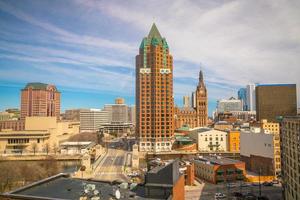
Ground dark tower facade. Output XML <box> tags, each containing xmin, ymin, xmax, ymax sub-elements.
<box><xmin>136</xmin><ymin>23</ymin><xmax>174</xmax><ymax>152</ymax></box>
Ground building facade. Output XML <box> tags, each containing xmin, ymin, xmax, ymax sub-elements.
<box><xmin>240</xmin><ymin>127</ymin><xmax>279</xmax><ymax>176</ymax></box>
<box><xmin>0</xmin><ymin>117</ymin><xmax>79</xmax><ymax>154</ymax></box>
<box><xmin>189</xmin><ymin>128</ymin><xmax>227</xmax><ymax>152</ymax></box>
<box><xmin>217</xmin><ymin>97</ymin><xmax>243</xmax><ymax>113</ymax></box>
<box><xmin>174</xmin><ymin>70</ymin><xmax>208</xmax><ymax>129</ymax></box>
<box><xmin>280</xmin><ymin>116</ymin><xmax>300</xmax><ymax>200</ymax></box>
<box><xmin>21</xmin><ymin>82</ymin><xmax>60</xmax><ymax>120</ymax></box>
<box><xmin>80</xmin><ymin>109</ymin><xmax>109</xmax><ymax>132</ymax></box>
<box><xmin>246</xmin><ymin>84</ymin><xmax>256</xmax><ymax>111</ymax></box>
<box><xmin>238</xmin><ymin>88</ymin><xmax>247</xmax><ymax>111</ymax></box>
<box><xmin>136</xmin><ymin>24</ymin><xmax>174</xmax><ymax>152</ymax></box>
<box><xmin>256</xmin><ymin>84</ymin><xmax>297</xmax><ymax>122</ymax></box>
<box><xmin>227</xmin><ymin>130</ymin><xmax>240</xmax><ymax>152</ymax></box>
<box><xmin>194</xmin><ymin>156</ymin><xmax>245</xmax><ymax>184</ymax></box>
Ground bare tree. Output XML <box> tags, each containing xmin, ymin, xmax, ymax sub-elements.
<box><xmin>43</xmin><ymin>143</ymin><xmax>50</xmax><ymax>155</ymax></box>
<box><xmin>52</xmin><ymin>143</ymin><xmax>59</xmax><ymax>155</ymax></box>
<box><xmin>31</xmin><ymin>143</ymin><xmax>38</xmax><ymax>155</ymax></box>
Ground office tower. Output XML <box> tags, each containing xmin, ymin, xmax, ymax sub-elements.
<box><xmin>191</xmin><ymin>92</ymin><xmax>196</xmax><ymax>108</ymax></box>
<box><xmin>136</xmin><ymin>23</ymin><xmax>174</xmax><ymax>152</ymax></box>
<box><xmin>21</xmin><ymin>82</ymin><xmax>60</xmax><ymax>120</ymax></box>
<box><xmin>183</xmin><ymin>96</ymin><xmax>190</xmax><ymax>108</ymax></box>
<box><xmin>238</xmin><ymin>88</ymin><xmax>247</xmax><ymax>111</ymax></box>
<box><xmin>104</xmin><ymin>98</ymin><xmax>129</xmax><ymax>123</ymax></box>
<box><xmin>128</xmin><ymin>105</ymin><xmax>136</xmax><ymax>124</ymax></box>
<box><xmin>79</xmin><ymin>109</ymin><xmax>109</xmax><ymax>132</ymax></box>
<box><xmin>281</xmin><ymin>116</ymin><xmax>300</xmax><ymax>200</ymax></box>
<box><xmin>256</xmin><ymin>84</ymin><xmax>297</xmax><ymax>122</ymax></box>
<box><xmin>217</xmin><ymin>97</ymin><xmax>243</xmax><ymax>113</ymax></box>
<box><xmin>246</xmin><ymin>84</ymin><xmax>256</xmax><ymax>111</ymax></box>
<box><xmin>174</xmin><ymin>70</ymin><xmax>208</xmax><ymax>129</ymax></box>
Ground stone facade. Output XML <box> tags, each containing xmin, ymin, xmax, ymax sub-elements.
<box><xmin>174</xmin><ymin>70</ymin><xmax>208</xmax><ymax>129</ymax></box>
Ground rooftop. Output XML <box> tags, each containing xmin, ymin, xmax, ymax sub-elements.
<box><xmin>194</xmin><ymin>156</ymin><xmax>243</xmax><ymax>166</ymax></box>
<box><xmin>24</xmin><ymin>82</ymin><xmax>58</xmax><ymax>91</ymax></box>
<box><xmin>1</xmin><ymin>173</ymin><xmax>164</xmax><ymax>200</ymax></box>
<box><xmin>257</xmin><ymin>83</ymin><xmax>296</xmax><ymax>87</ymax></box>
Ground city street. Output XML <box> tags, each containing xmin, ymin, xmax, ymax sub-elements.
<box><xmin>185</xmin><ymin>181</ymin><xmax>283</xmax><ymax>200</ymax></box>
<box><xmin>93</xmin><ymin>141</ymin><xmax>130</xmax><ymax>182</ymax></box>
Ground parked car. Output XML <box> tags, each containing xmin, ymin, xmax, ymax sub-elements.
<box><xmin>272</xmin><ymin>179</ymin><xmax>280</xmax><ymax>184</ymax></box>
<box><xmin>252</xmin><ymin>182</ymin><xmax>260</xmax><ymax>186</ymax></box>
<box><xmin>215</xmin><ymin>193</ymin><xmax>226</xmax><ymax>199</ymax></box>
<box><xmin>232</xmin><ymin>192</ymin><xmax>244</xmax><ymax>197</ymax></box>
<box><xmin>262</xmin><ymin>181</ymin><xmax>273</xmax><ymax>186</ymax></box>
<box><xmin>241</xmin><ymin>182</ymin><xmax>251</xmax><ymax>187</ymax></box>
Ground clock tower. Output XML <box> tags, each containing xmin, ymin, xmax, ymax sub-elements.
<box><xmin>195</xmin><ymin>70</ymin><xmax>208</xmax><ymax>126</ymax></box>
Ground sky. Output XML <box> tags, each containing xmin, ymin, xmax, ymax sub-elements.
<box><xmin>0</xmin><ymin>0</ymin><xmax>300</xmax><ymax>116</ymax></box>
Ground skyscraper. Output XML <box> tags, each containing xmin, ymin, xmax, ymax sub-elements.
<box><xmin>256</xmin><ymin>84</ymin><xmax>297</xmax><ymax>122</ymax></box>
<box><xmin>246</xmin><ymin>84</ymin><xmax>256</xmax><ymax>111</ymax></box>
<box><xmin>281</xmin><ymin>116</ymin><xmax>300</xmax><ymax>200</ymax></box>
<box><xmin>21</xmin><ymin>82</ymin><xmax>60</xmax><ymax>120</ymax></box>
<box><xmin>238</xmin><ymin>88</ymin><xmax>247</xmax><ymax>111</ymax></box>
<box><xmin>136</xmin><ymin>23</ymin><xmax>174</xmax><ymax>152</ymax></box>
<box><xmin>183</xmin><ymin>96</ymin><xmax>190</xmax><ymax>108</ymax></box>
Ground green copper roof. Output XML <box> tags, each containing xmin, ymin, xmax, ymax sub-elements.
<box><xmin>148</xmin><ymin>23</ymin><xmax>162</xmax><ymax>40</ymax></box>
<box><xmin>139</xmin><ymin>23</ymin><xmax>169</xmax><ymax>49</ymax></box>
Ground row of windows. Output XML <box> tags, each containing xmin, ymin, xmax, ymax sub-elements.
<box><xmin>8</xmin><ymin>138</ymin><xmax>30</xmax><ymax>144</ymax></box>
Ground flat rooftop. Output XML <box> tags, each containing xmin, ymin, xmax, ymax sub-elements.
<box><xmin>1</xmin><ymin>174</ymin><xmax>164</xmax><ymax>200</ymax></box>
<box><xmin>194</xmin><ymin>156</ymin><xmax>243</xmax><ymax>166</ymax></box>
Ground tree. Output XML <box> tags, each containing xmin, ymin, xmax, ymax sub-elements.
<box><xmin>43</xmin><ymin>143</ymin><xmax>50</xmax><ymax>155</ymax></box>
<box><xmin>31</xmin><ymin>143</ymin><xmax>38</xmax><ymax>155</ymax></box>
<box><xmin>52</xmin><ymin>143</ymin><xmax>59</xmax><ymax>155</ymax></box>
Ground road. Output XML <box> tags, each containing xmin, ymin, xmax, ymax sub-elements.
<box><xmin>93</xmin><ymin>141</ymin><xmax>130</xmax><ymax>182</ymax></box>
<box><xmin>185</xmin><ymin>182</ymin><xmax>283</xmax><ymax>200</ymax></box>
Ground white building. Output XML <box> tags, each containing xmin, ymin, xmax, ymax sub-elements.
<box><xmin>60</xmin><ymin>141</ymin><xmax>95</xmax><ymax>155</ymax></box>
<box><xmin>217</xmin><ymin>97</ymin><xmax>243</xmax><ymax>113</ymax></box>
<box><xmin>246</xmin><ymin>84</ymin><xmax>256</xmax><ymax>111</ymax></box>
<box><xmin>188</xmin><ymin>128</ymin><xmax>227</xmax><ymax>152</ymax></box>
<box><xmin>80</xmin><ymin>109</ymin><xmax>109</xmax><ymax>132</ymax></box>
<box><xmin>240</xmin><ymin>127</ymin><xmax>278</xmax><ymax>176</ymax></box>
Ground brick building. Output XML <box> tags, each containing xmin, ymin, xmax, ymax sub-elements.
<box><xmin>174</xmin><ymin>70</ymin><xmax>208</xmax><ymax>129</ymax></box>
<box><xmin>21</xmin><ymin>82</ymin><xmax>60</xmax><ymax>120</ymax></box>
<box><xmin>136</xmin><ymin>23</ymin><xmax>174</xmax><ymax>152</ymax></box>
<box><xmin>194</xmin><ymin>156</ymin><xmax>245</xmax><ymax>184</ymax></box>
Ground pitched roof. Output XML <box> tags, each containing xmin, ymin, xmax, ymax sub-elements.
<box><xmin>148</xmin><ymin>23</ymin><xmax>162</xmax><ymax>40</ymax></box>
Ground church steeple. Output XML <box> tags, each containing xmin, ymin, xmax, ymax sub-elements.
<box><xmin>199</xmin><ymin>70</ymin><xmax>205</xmax><ymax>87</ymax></box>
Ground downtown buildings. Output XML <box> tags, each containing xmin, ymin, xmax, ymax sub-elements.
<box><xmin>174</xmin><ymin>70</ymin><xmax>208</xmax><ymax>129</ymax></box>
<box><xmin>136</xmin><ymin>24</ymin><xmax>174</xmax><ymax>152</ymax></box>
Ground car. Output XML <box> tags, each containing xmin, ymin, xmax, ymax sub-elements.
<box><xmin>262</xmin><ymin>181</ymin><xmax>273</xmax><ymax>186</ymax></box>
<box><xmin>252</xmin><ymin>182</ymin><xmax>260</xmax><ymax>186</ymax></box>
<box><xmin>241</xmin><ymin>182</ymin><xmax>251</xmax><ymax>187</ymax></box>
<box><xmin>232</xmin><ymin>192</ymin><xmax>244</xmax><ymax>197</ymax></box>
<box><xmin>272</xmin><ymin>179</ymin><xmax>280</xmax><ymax>184</ymax></box>
<box><xmin>214</xmin><ymin>193</ymin><xmax>226</xmax><ymax>199</ymax></box>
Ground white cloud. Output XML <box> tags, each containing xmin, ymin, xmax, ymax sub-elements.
<box><xmin>78</xmin><ymin>0</ymin><xmax>300</xmax><ymax>104</ymax></box>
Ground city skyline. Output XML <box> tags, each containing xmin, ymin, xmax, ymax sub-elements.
<box><xmin>1</xmin><ymin>0</ymin><xmax>300</xmax><ymax>116</ymax></box>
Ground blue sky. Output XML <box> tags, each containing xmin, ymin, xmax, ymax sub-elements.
<box><xmin>0</xmin><ymin>0</ymin><xmax>299</xmax><ymax>116</ymax></box>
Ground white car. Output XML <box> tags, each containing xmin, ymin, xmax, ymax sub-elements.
<box><xmin>215</xmin><ymin>193</ymin><xmax>226</xmax><ymax>199</ymax></box>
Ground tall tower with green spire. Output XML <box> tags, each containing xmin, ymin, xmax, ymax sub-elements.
<box><xmin>136</xmin><ymin>23</ymin><xmax>174</xmax><ymax>152</ymax></box>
